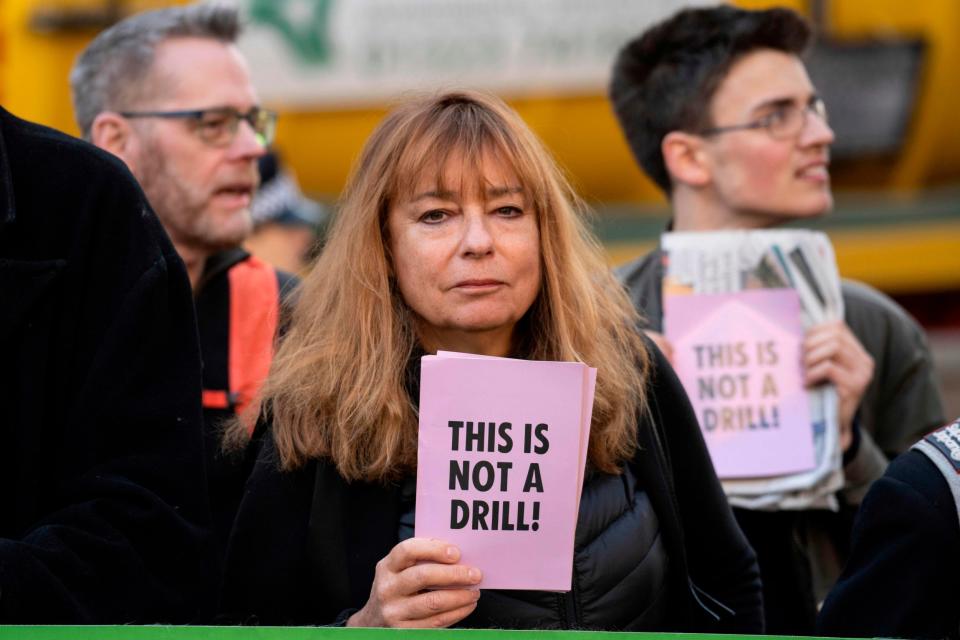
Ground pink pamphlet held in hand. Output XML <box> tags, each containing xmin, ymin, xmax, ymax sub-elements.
<box><xmin>415</xmin><ymin>352</ymin><xmax>596</xmax><ymax>591</ymax></box>
<box><xmin>664</xmin><ymin>289</ymin><xmax>815</xmax><ymax>478</ymax></box>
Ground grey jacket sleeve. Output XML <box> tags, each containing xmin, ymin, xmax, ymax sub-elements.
<box><xmin>841</xmin><ymin>280</ymin><xmax>945</xmax><ymax>502</ymax></box>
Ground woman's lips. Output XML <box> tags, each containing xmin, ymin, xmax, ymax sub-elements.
<box><xmin>454</xmin><ymin>279</ymin><xmax>505</xmax><ymax>291</ymax></box>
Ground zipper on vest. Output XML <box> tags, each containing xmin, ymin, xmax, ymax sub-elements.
<box><xmin>555</xmin><ymin>570</ymin><xmax>583</xmax><ymax>629</ymax></box>
<box><xmin>556</xmin><ymin>591</ymin><xmax>571</xmax><ymax>628</ymax></box>
<box><xmin>570</xmin><ymin>569</ymin><xmax>583</xmax><ymax>627</ymax></box>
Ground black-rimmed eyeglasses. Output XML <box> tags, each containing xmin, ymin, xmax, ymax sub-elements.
<box><xmin>699</xmin><ymin>96</ymin><xmax>829</xmax><ymax>140</ymax></box>
<box><xmin>118</xmin><ymin>106</ymin><xmax>278</xmax><ymax>147</ymax></box>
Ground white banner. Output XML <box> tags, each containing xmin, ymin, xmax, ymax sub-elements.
<box><xmin>235</xmin><ymin>0</ymin><xmax>707</xmax><ymax>107</ymax></box>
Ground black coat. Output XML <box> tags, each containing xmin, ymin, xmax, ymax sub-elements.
<box><xmin>817</xmin><ymin>448</ymin><xmax>960</xmax><ymax>639</ymax></box>
<box><xmin>220</xmin><ymin>345</ymin><xmax>763</xmax><ymax>632</ymax></box>
<box><xmin>0</xmin><ymin>107</ymin><xmax>217</xmax><ymax>622</ymax></box>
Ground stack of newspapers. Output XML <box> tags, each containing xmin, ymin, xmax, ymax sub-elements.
<box><xmin>661</xmin><ymin>229</ymin><xmax>844</xmax><ymax>511</ymax></box>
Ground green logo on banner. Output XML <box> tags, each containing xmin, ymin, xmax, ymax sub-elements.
<box><xmin>248</xmin><ymin>0</ymin><xmax>335</xmax><ymax>65</ymax></box>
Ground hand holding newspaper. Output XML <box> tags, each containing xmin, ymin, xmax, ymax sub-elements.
<box><xmin>661</xmin><ymin>229</ymin><xmax>844</xmax><ymax>511</ymax></box>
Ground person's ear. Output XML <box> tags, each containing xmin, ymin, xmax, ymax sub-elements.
<box><xmin>90</xmin><ymin>112</ymin><xmax>140</xmax><ymax>173</ymax></box>
<box><xmin>661</xmin><ymin>131</ymin><xmax>711</xmax><ymax>188</ymax></box>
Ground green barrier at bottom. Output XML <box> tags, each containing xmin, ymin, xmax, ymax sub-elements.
<box><xmin>0</xmin><ymin>628</ymin><xmax>846</xmax><ymax>640</ymax></box>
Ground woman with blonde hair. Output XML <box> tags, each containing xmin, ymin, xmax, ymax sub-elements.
<box><xmin>220</xmin><ymin>91</ymin><xmax>761</xmax><ymax>631</ymax></box>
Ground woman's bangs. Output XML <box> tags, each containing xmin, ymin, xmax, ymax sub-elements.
<box><xmin>388</xmin><ymin>107</ymin><xmax>535</xmax><ymax>206</ymax></box>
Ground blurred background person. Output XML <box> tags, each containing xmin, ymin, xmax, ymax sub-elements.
<box><xmin>245</xmin><ymin>151</ymin><xmax>326</xmax><ymax>275</ymax></box>
<box><xmin>219</xmin><ymin>91</ymin><xmax>762</xmax><ymax>631</ymax></box>
<box><xmin>608</xmin><ymin>5</ymin><xmax>943</xmax><ymax>634</ymax></box>
<box><xmin>69</xmin><ymin>2</ymin><xmax>296</xmax><ymax>560</ymax></box>
<box><xmin>0</xmin><ymin>106</ymin><xmax>215</xmax><ymax>622</ymax></box>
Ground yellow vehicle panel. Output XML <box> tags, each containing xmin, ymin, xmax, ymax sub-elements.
<box><xmin>1</xmin><ymin>0</ymin><xmax>958</xmax><ymax>294</ymax></box>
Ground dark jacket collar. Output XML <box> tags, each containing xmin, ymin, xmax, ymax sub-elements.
<box><xmin>195</xmin><ymin>246</ymin><xmax>251</xmax><ymax>294</ymax></box>
<box><xmin>305</xmin><ymin>352</ymin><xmax>423</xmax><ymax>613</ymax></box>
<box><xmin>308</xmin><ymin>462</ymin><xmax>400</xmax><ymax>614</ymax></box>
<box><xmin>0</xmin><ymin>108</ymin><xmax>18</xmax><ymax>233</ymax></box>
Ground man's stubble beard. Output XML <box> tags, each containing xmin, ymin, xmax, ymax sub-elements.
<box><xmin>134</xmin><ymin>142</ymin><xmax>253</xmax><ymax>255</ymax></box>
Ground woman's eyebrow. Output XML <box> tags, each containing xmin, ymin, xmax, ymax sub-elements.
<box><xmin>411</xmin><ymin>190</ymin><xmax>456</xmax><ymax>202</ymax></box>
<box><xmin>486</xmin><ymin>185</ymin><xmax>525</xmax><ymax>198</ymax></box>
<box><xmin>410</xmin><ymin>186</ymin><xmax>524</xmax><ymax>201</ymax></box>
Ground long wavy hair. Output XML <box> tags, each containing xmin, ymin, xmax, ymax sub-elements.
<box><xmin>251</xmin><ymin>91</ymin><xmax>651</xmax><ymax>482</ymax></box>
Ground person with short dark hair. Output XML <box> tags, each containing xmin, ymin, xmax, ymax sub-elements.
<box><xmin>0</xmin><ymin>106</ymin><xmax>215</xmax><ymax>622</ymax></box>
<box><xmin>611</xmin><ymin>6</ymin><xmax>813</xmax><ymax>198</ymax></box>
<box><xmin>71</xmin><ymin>2</ymin><xmax>297</xmax><ymax>558</ymax></box>
<box><xmin>609</xmin><ymin>5</ymin><xmax>943</xmax><ymax>633</ymax></box>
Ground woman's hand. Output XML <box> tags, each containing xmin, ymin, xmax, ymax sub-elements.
<box><xmin>347</xmin><ymin>538</ymin><xmax>482</xmax><ymax>628</ymax></box>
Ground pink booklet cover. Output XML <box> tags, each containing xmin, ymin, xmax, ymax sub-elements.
<box><xmin>664</xmin><ymin>289</ymin><xmax>816</xmax><ymax>478</ymax></box>
<box><xmin>415</xmin><ymin>352</ymin><xmax>596</xmax><ymax>591</ymax></box>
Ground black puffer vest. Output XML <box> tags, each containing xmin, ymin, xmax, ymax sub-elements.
<box><xmin>460</xmin><ymin>463</ymin><xmax>669</xmax><ymax>630</ymax></box>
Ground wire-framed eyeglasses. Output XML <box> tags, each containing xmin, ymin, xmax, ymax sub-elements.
<box><xmin>118</xmin><ymin>106</ymin><xmax>278</xmax><ymax>147</ymax></box>
<box><xmin>699</xmin><ymin>96</ymin><xmax>828</xmax><ymax>140</ymax></box>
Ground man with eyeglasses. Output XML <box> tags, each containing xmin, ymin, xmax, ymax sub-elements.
<box><xmin>609</xmin><ymin>5</ymin><xmax>943</xmax><ymax>635</ymax></box>
<box><xmin>70</xmin><ymin>2</ymin><xmax>297</xmax><ymax>560</ymax></box>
